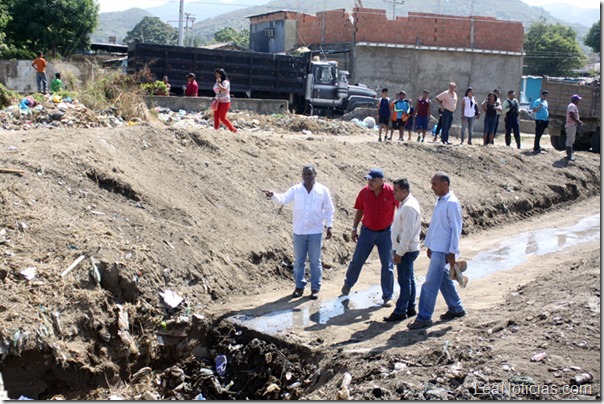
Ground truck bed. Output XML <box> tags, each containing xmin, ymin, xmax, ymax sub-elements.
<box><xmin>541</xmin><ymin>76</ymin><xmax>600</xmax><ymax>119</ymax></box>
<box><xmin>127</xmin><ymin>43</ymin><xmax>308</xmax><ymax>97</ymax></box>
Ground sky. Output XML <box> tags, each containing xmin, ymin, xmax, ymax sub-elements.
<box><xmin>97</xmin><ymin>0</ymin><xmax>241</xmax><ymax>13</ymax></box>
<box><xmin>96</xmin><ymin>0</ymin><xmax>602</xmax><ymax>13</ymax></box>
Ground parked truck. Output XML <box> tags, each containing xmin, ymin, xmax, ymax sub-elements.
<box><xmin>127</xmin><ymin>42</ymin><xmax>377</xmax><ymax>116</ymax></box>
<box><xmin>542</xmin><ymin>76</ymin><xmax>600</xmax><ymax>153</ymax></box>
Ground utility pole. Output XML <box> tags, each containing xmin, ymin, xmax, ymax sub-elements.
<box><xmin>189</xmin><ymin>16</ymin><xmax>195</xmax><ymax>47</ymax></box>
<box><xmin>177</xmin><ymin>0</ymin><xmax>184</xmax><ymax>46</ymax></box>
<box><xmin>185</xmin><ymin>13</ymin><xmax>194</xmax><ymax>46</ymax></box>
<box><xmin>383</xmin><ymin>0</ymin><xmax>404</xmax><ymax>19</ymax></box>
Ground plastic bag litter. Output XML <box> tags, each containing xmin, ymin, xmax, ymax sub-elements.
<box><xmin>215</xmin><ymin>355</ymin><xmax>227</xmax><ymax>376</ymax></box>
<box><xmin>363</xmin><ymin>116</ymin><xmax>376</xmax><ymax>129</ymax></box>
<box><xmin>159</xmin><ymin>289</ymin><xmax>183</xmax><ymax>308</ymax></box>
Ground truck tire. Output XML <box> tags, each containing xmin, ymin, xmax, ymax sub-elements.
<box><xmin>574</xmin><ymin>131</ymin><xmax>592</xmax><ymax>151</ymax></box>
<box><xmin>550</xmin><ymin>132</ymin><xmax>566</xmax><ymax>151</ymax></box>
<box><xmin>590</xmin><ymin>128</ymin><xmax>600</xmax><ymax>153</ymax></box>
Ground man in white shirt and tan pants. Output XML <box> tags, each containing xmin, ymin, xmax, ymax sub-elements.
<box><xmin>262</xmin><ymin>165</ymin><xmax>335</xmax><ymax>299</ymax></box>
<box><xmin>409</xmin><ymin>172</ymin><xmax>465</xmax><ymax>329</ymax></box>
<box><xmin>384</xmin><ymin>178</ymin><xmax>422</xmax><ymax>322</ymax></box>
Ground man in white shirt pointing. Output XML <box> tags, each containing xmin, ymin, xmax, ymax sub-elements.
<box><xmin>262</xmin><ymin>165</ymin><xmax>335</xmax><ymax>299</ymax></box>
<box><xmin>384</xmin><ymin>178</ymin><xmax>422</xmax><ymax>322</ymax></box>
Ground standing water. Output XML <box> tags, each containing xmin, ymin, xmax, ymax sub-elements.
<box><xmin>229</xmin><ymin>214</ymin><xmax>600</xmax><ymax>334</ymax></box>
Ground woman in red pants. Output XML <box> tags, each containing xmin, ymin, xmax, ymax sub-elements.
<box><xmin>213</xmin><ymin>68</ymin><xmax>237</xmax><ymax>133</ymax></box>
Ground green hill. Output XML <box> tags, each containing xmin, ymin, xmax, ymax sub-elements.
<box><xmin>92</xmin><ymin>8</ymin><xmax>154</xmax><ymax>44</ymax></box>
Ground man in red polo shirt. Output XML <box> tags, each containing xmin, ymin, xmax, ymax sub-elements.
<box><xmin>341</xmin><ymin>168</ymin><xmax>399</xmax><ymax>306</ymax></box>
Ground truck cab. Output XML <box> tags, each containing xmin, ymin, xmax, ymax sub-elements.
<box><xmin>305</xmin><ymin>60</ymin><xmax>377</xmax><ymax>116</ymax></box>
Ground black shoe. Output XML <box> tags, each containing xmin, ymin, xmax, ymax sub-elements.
<box><xmin>341</xmin><ymin>284</ymin><xmax>351</xmax><ymax>296</ymax></box>
<box><xmin>383</xmin><ymin>312</ymin><xmax>407</xmax><ymax>322</ymax></box>
<box><xmin>292</xmin><ymin>288</ymin><xmax>303</xmax><ymax>298</ymax></box>
<box><xmin>406</xmin><ymin>308</ymin><xmax>417</xmax><ymax>317</ymax></box>
<box><xmin>309</xmin><ymin>290</ymin><xmax>319</xmax><ymax>300</ymax></box>
<box><xmin>440</xmin><ymin>310</ymin><xmax>466</xmax><ymax>320</ymax></box>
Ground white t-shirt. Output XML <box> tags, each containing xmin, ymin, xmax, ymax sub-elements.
<box><xmin>462</xmin><ymin>96</ymin><xmax>476</xmax><ymax>118</ymax></box>
<box><xmin>213</xmin><ymin>80</ymin><xmax>231</xmax><ymax>103</ymax></box>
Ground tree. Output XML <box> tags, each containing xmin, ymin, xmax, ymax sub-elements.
<box><xmin>123</xmin><ymin>17</ymin><xmax>178</xmax><ymax>46</ymax></box>
<box><xmin>0</xmin><ymin>1</ymin><xmax>10</xmax><ymax>55</ymax></box>
<box><xmin>584</xmin><ymin>20</ymin><xmax>600</xmax><ymax>54</ymax></box>
<box><xmin>214</xmin><ymin>27</ymin><xmax>249</xmax><ymax>48</ymax></box>
<box><xmin>523</xmin><ymin>22</ymin><xmax>587</xmax><ymax>76</ymax></box>
<box><xmin>5</xmin><ymin>0</ymin><xmax>98</xmax><ymax>57</ymax></box>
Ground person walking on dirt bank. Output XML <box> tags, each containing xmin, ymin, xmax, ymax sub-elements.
<box><xmin>341</xmin><ymin>168</ymin><xmax>399</xmax><ymax>307</ymax></box>
<box><xmin>383</xmin><ymin>178</ymin><xmax>422</xmax><ymax>322</ymax></box>
<box><xmin>213</xmin><ymin>68</ymin><xmax>237</xmax><ymax>133</ymax></box>
<box><xmin>409</xmin><ymin>172</ymin><xmax>465</xmax><ymax>329</ymax></box>
<box><xmin>564</xmin><ymin>94</ymin><xmax>583</xmax><ymax>161</ymax></box>
<box><xmin>262</xmin><ymin>165</ymin><xmax>334</xmax><ymax>299</ymax></box>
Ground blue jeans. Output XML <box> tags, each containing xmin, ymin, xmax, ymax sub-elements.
<box><xmin>417</xmin><ymin>251</ymin><xmax>464</xmax><ymax>321</ymax></box>
<box><xmin>343</xmin><ymin>225</ymin><xmax>394</xmax><ymax>300</ymax></box>
<box><xmin>36</xmin><ymin>72</ymin><xmax>48</xmax><ymax>93</ymax></box>
<box><xmin>460</xmin><ymin>116</ymin><xmax>475</xmax><ymax>144</ymax></box>
<box><xmin>393</xmin><ymin>250</ymin><xmax>419</xmax><ymax>315</ymax></box>
<box><xmin>441</xmin><ymin>110</ymin><xmax>453</xmax><ymax>143</ymax></box>
<box><xmin>293</xmin><ymin>233</ymin><xmax>323</xmax><ymax>291</ymax></box>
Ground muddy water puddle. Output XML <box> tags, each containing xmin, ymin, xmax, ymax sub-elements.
<box><xmin>230</xmin><ymin>214</ymin><xmax>600</xmax><ymax>335</ymax></box>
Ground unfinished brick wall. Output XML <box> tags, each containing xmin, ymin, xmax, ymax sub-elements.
<box><xmin>290</xmin><ymin>8</ymin><xmax>523</xmax><ymax>53</ymax></box>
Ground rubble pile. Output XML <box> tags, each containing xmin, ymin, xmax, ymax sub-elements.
<box><xmin>0</xmin><ymin>94</ymin><xmax>138</xmax><ymax>131</ymax></box>
<box><xmin>1</xmin><ymin>95</ymin><xmax>376</xmax><ymax>135</ymax></box>
<box><xmin>153</xmin><ymin>107</ymin><xmax>374</xmax><ymax>136</ymax></box>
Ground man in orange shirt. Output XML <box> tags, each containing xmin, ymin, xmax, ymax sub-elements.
<box><xmin>32</xmin><ymin>51</ymin><xmax>48</xmax><ymax>94</ymax></box>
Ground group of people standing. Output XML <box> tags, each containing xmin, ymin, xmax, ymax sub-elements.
<box><xmin>264</xmin><ymin>167</ymin><xmax>465</xmax><ymax>330</ymax></box>
<box><xmin>377</xmin><ymin>82</ymin><xmax>529</xmax><ymax>150</ymax></box>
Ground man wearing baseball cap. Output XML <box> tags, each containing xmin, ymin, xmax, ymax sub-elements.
<box><xmin>565</xmin><ymin>94</ymin><xmax>583</xmax><ymax>161</ymax></box>
<box><xmin>341</xmin><ymin>168</ymin><xmax>399</xmax><ymax>307</ymax></box>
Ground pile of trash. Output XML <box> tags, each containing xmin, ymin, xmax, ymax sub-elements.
<box><xmin>0</xmin><ymin>94</ymin><xmax>135</xmax><ymax>131</ymax></box>
<box><xmin>153</xmin><ymin>107</ymin><xmax>374</xmax><ymax>136</ymax></box>
<box><xmin>0</xmin><ymin>94</ymin><xmax>376</xmax><ymax>136</ymax></box>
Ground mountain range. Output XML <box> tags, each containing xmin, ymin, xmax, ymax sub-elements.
<box><xmin>91</xmin><ymin>0</ymin><xmax>599</xmax><ymax>45</ymax></box>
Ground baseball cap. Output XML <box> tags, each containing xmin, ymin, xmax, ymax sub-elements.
<box><xmin>571</xmin><ymin>94</ymin><xmax>582</xmax><ymax>100</ymax></box>
<box><xmin>364</xmin><ymin>168</ymin><xmax>384</xmax><ymax>180</ymax></box>
<box><xmin>186</xmin><ymin>73</ymin><xmax>195</xmax><ymax>78</ymax></box>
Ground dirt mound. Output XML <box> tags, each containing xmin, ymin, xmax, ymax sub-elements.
<box><xmin>0</xmin><ymin>122</ymin><xmax>599</xmax><ymax>399</ymax></box>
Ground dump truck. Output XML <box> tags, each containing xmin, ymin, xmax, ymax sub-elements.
<box><xmin>542</xmin><ymin>76</ymin><xmax>601</xmax><ymax>153</ymax></box>
<box><xmin>127</xmin><ymin>43</ymin><xmax>377</xmax><ymax>116</ymax></box>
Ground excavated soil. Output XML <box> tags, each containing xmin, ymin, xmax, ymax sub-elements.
<box><xmin>0</xmin><ymin>118</ymin><xmax>600</xmax><ymax>400</ymax></box>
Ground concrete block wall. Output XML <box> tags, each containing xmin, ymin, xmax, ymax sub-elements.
<box><xmin>352</xmin><ymin>45</ymin><xmax>524</xmax><ymax>134</ymax></box>
<box><xmin>292</xmin><ymin>8</ymin><xmax>523</xmax><ymax>52</ymax></box>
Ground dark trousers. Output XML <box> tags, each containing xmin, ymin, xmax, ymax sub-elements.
<box><xmin>434</xmin><ymin>115</ymin><xmax>443</xmax><ymax>136</ymax></box>
<box><xmin>534</xmin><ymin>119</ymin><xmax>549</xmax><ymax>151</ymax></box>
<box><xmin>441</xmin><ymin>110</ymin><xmax>453</xmax><ymax>143</ymax></box>
<box><xmin>493</xmin><ymin>114</ymin><xmax>500</xmax><ymax>137</ymax></box>
<box><xmin>505</xmin><ymin>116</ymin><xmax>521</xmax><ymax>148</ymax></box>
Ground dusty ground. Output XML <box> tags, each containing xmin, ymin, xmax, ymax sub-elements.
<box><xmin>0</xmin><ymin>115</ymin><xmax>600</xmax><ymax>400</ymax></box>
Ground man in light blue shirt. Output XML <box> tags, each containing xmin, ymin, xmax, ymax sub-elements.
<box><xmin>532</xmin><ymin>90</ymin><xmax>549</xmax><ymax>153</ymax></box>
<box><xmin>262</xmin><ymin>165</ymin><xmax>334</xmax><ymax>299</ymax></box>
<box><xmin>409</xmin><ymin>172</ymin><xmax>464</xmax><ymax>329</ymax></box>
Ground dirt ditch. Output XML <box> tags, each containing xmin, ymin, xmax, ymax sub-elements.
<box><xmin>0</xmin><ymin>123</ymin><xmax>600</xmax><ymax>399</ymax></box>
